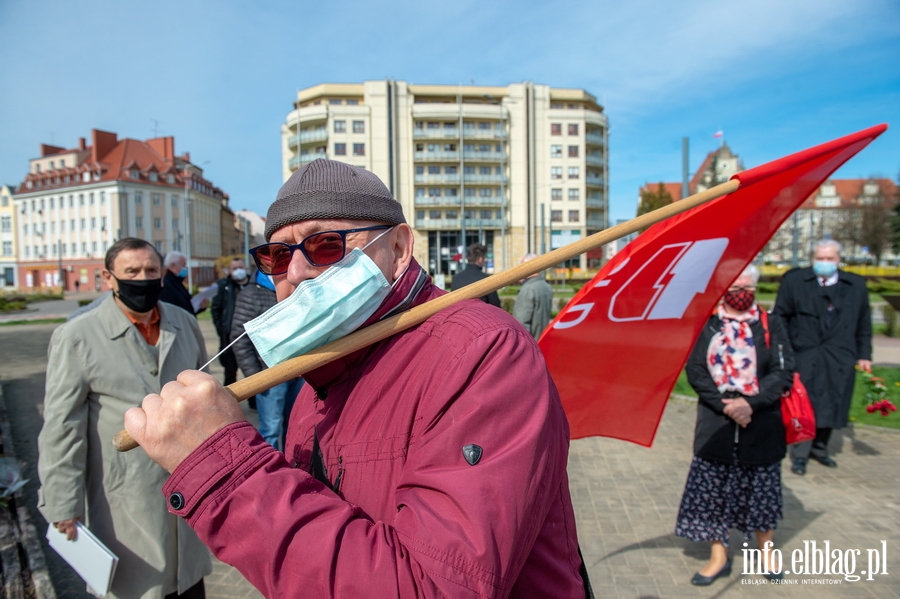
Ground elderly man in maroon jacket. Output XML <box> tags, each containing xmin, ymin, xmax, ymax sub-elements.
<box><xmin>125</xmin><ymin>159</ymin><xmax>588</xmax><ymax>598</ymax></box>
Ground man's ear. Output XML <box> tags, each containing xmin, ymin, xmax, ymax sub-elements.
<box><xmin>100</xmin><ymin>269</ymin><xmax>116</xmax><ymax>292</ymax></box>
<box><xmin>390</xmin><ymin>224</ymin><xmax>414</xmax><ymax>282</ymax></box>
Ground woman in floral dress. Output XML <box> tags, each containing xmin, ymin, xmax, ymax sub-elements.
<box><xmin>676</xmin><ymin>265</ymin><xmax>794</xmax><ymax>585</ymax></box>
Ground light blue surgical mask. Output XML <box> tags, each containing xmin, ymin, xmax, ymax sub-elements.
<box><xmin>813</xmin><ymin>261</ymin><xmax>838</xmax><ymax>278</ymax></box>
<box><xmin>245</xmin><ymin>247</ymin><xmax>392</xmax><ymax>367</ymax></box>
<box><xmin>178</xmin><ymin>267</ymin><xmax>188</xmax><ymax>278</ymax></box>
<box><xmin>199</xmin><ymin>228</ymin><xmax>398</xmax><ymax>372</ymax></box>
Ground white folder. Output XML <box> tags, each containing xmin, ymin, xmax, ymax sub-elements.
<box><xmin>46</xmin><ymin>522</ymin><xmax>119</xmax><ymax>596</ymax></box>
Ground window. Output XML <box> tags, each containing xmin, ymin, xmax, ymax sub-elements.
<box><xmin>445</xmin><ymin>166</ymin><xmax>457</xmax><ymax>174</ymax></box>
<box><xmin>479</xmin><ymin>188</ymin><xmax>492</xmax><ymax>197</ymax></box>
<box><xmin>353</xmin><ymin>143</ymin><xmax>365</xmax><ymax>156</ymax></box>
<box><xmin>464</xmin><ymin>166</ymin><xmax>475</xmax><ymax>174</ymax></box>
<box><xmin>568</xmin><ymin>123</ymin><xmax>579</xmax><ymax>136</ymax></box>
<box><xmin>171</xmin><ymin>195</ymin><xmax>178</xmax><ymax>207</ymax></box>
<box><xmin>91</xmin><ymin>218</ymin><xmax>96</xmax><ymax>228</ymax></box>
<box><xmin>172</xmin><ymin>218</ymin><xmax>179</xmax><ymax>230</ymax></box>
<box><xmin>465</xmin><ymin>188</ymin><xmax>475</xmax><ymax>197</ymax></box>
<box><xmin>80</xmin><ymin>218</ymin><xmax>86</xmax><ymax>229</ymax></box>
<box><xmin>443</xmin><ymin>188</ymin><xmax>456</xmax><ymax>197</ymax></box>
<box><xmin>155</xmin><ymin>241</ymin><xmax>163</xmax><ymax>252</ymax></box>
<box><xmin>135</xmin><ymin>192</ymin><xmax>142</xmax><ymax>204</ymax></box>
<box><xmin>478</xmin><ymin>144</ymin><xmax>490</xmax><ymax>152</ymax></box>
<box><xmin>149</xmin><ymin>172</ymin><xmax>158</xmax><ymax>182</ymax></box>
<box><xmin>551</xmin><ymin>145</ymin><xmax>562</xmax><ymax>158</ymax></box>
<box><xmin>131</xmin><ymin>169</ymin><xmax>140</xmax><ymax>179</ymax></box>
<box><xmin>443</xmin><ymin>144</ymin><xmax>456</xmax><ymax>151</ymax></box>
<box><xmin>329</xmin><ymin>99</ymin><xmax>342</xmax><ymax>105</ymax></box>
<box><xmin>81</xmin><ymin>243</ymin><xmax>87</xmax><ymax>255</ymax></box>
<box><xmin>551</xmin><ymin>210</ymin><xmax>563</xmax><ymax>222</ymax></box>
<box><xmin>415</xmin><ymin>165</ymin><xmax>424</xmax><ymax>175</ymax></box>
<box><xmin>568</xmin><ymin>210</ymin><xmax>580</xmax><ymax>222</ymax></box>
<box><xmin>69</xmin><ymin>195</ymin><xmax>74</xmax><ymax>207</ymax></box>
<box><xmin>568</xmin><ymin>167</ymin><xmax>580</xmax><ymax>179</ymax></box>
<box><xmin>0</xmin><ymin>216</ymin><xmax>9</xmax><ymax>232</ymax></box>
<box><xmin>415</xmin><ymin>188</ymin><xmax>425</xmax><ymax>197</ymax></box>
<box><xmin>153</xmin><ymin>194</ymin><xmax>161</xmax><ymax>205</ymax></box>
<box><xmin>429</xmin><ymin>210</ymin><xmax>441</xmax><ymax>219</ymax></box>
<box><xmin>2</xmin><ymin>242</ymin><xmax>11</xmax><ymax>256</ymax></box>
<box><xmin>334</xmin><ymin>120</ymin><xmax>346</xmax><ymax>133</ymax></box>
<box><xmin>551</xmin><ymin>123</ymin><xmax>562</xmax><ymax>136</ymax></box>
<box><xmin>136</xmin><ymin>216</ymin><xmax>143</xmax><ymax>229</ymax></box>
<box><xmin>445</xmin><ymin>210</ymin><xmax>458</xmax><ymax>219</ymax></box>
<box><xmin>101</xmin><ymin>217</ymin><xmax>107</xmax><ymax>230</ymax></box>
<box><xmin>428</xmin><ymin>166</ymin><xmax>441</xmax><ymax>175</ymax></box>
<box><xmin>568</xmin><ymin>189</ymin><xmax>580</xmax><ymax>201</ymax></box>
<box><xmin>25</xmin><ymin>247</ymin><xmax>29</xmax><ymax>257</ymax></box>
<box><xmin>428</xmin><ymin>188</ymin><xmax>441</xmax><ymax>197</ymax></box>
<box><xmin>427</xmin><ymin>122</ymin><xmax>439</xmax><ymax>129</ymax></box>
<box><xmin>480</xmin><ymin>210</ymin><xmax>492</xmax><ymax>219</ymax></box>
<box><xmin>334</xmin><ymin>143</ymin><xmax>347</xmax><ymax>156</ymax></box>
<box><xmin>551</xmin><ymin>167</ymin><xmax>562</xmax><ymax>180</ymax></box>
<box><xmin>70</xmin><ymin>243</ymin><xmax>76</xmax><ymax>255</ymax></box>
<box><xmin>154</xmin><ymin>217</ymin><xmax>162</xmax><ymax>230</ymax></box>
<box><xmin>479</xmin><ymin>166</ymin><xmax>491</xmax><ymax>175</ymax></box>
<box><xmin>352</xmin><ymin>121</ymin><xmax>365</xmax><ymax>134</ymax></box>
<box><xmin>416</xmin><ymin>210</ymin><xmax>425</xmax><ymax>220</ymax></box>
<box><xmin>551</xmin><ymin>189</ymin><xmax>563</xmax><ymax>201</ymax></box>
<box><xmin>23</xmin><ymin>224</ymin><xmax>28</xmax><ymax>236</ymax></box>
<box><xmin>51</xmin><ymin>222</ymin><xmax>56</xmax><ymax>234</ymax></box>
<box><xmin>70</xmin><ymin>219</ymin><xmax>75</xmax><ymax>231</ymax></box>
<box><xmin>568</xmin><ymin>145</ymin><xmax>579</xmax><ymax>158</ymax></box>
<box><xmin>50</xmin><ymin>197</ymin><xmax>55</xmax><ymax>209</ymax></box>
<box><xmin>346</xmin><ymin>99</ymin><xmax>359</xmax><ymax>105</ymax></box>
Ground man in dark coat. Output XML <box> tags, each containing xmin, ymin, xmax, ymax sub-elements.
<box><xmin>159</xmin><ymin>251</ymin><xmax>207</xmax><ymax>315</ymax></box>
<box><xmin>449</xmin><ymin>243</ymin><xmax>501</xmax><ymax>307</ymax></box>
<box><xmin>210</xmin><ymin>257</ymin><xmax>251</xmax><ymax>386</ymax></box>
<box><xmin>774</xmin><ymin>239</ymin><xmax>872</xmax><ymax>475</ymax></box>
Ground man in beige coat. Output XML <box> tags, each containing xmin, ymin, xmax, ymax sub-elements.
<box><xmin>38</xmin><ymin>238</ymin><xmax>212</xmax><ymax>599</ymax></box>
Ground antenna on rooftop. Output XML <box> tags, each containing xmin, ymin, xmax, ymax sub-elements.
<box><xmin>152</xmin><ymin>119</ymin><xmax>160</xmax><ymax>137</ymax></box>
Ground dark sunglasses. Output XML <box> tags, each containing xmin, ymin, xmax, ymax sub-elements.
<box><xmin>250</xmin><ymin>225</ymin><xmax>391</xmax><ymax>274</ymax></box>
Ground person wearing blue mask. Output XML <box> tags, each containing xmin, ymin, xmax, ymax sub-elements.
<box><xmin>159</xmin><ymin>251</ymin><xmax>208</xmax><ymax>315</ymax></box>
<box><xmin>773</xmin><ymin>239</ymin><xmax>872</xmax><ymax>475</ymax></box>
<box><xmin>124</xmin><ymin>159</ymin><xmax>590</xmax><ymax>598</ymax></box>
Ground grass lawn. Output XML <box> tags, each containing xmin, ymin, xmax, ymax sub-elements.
<box><xmin>0</xmin><ymin>318</ymin><xmax>67</xmax><ymax>326</ymax></box>
<box><xmin>670</xmin><ymin>367</ymin><xmax>900</xmax><ymax>430</ymax></box>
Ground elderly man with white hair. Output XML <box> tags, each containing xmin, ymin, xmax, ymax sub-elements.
<box><xmin>159</xmin><ymin>251</ymin><xmax>208</xmax><ymax>315</ymax></box>
<box><xmin>773</xmin><ymin>239</ymin><xmax>872</xmax><ymax>475</ymax></box>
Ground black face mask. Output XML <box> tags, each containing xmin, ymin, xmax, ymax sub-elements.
<box><xmin>113</xmin><ymin>277</ymin><xmax>163</xmax><ymax>313</ymax></box>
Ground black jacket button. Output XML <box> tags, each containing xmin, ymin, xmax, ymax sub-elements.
<box><xmin>169</xmin><ymin>492</ymin><xmax>185</xmax><ymax>510</ymax></box>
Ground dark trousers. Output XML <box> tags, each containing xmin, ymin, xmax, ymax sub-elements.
<box><xmin>790</xmin><ymin>427</ymin><xmax>833</xmax><ymax>460</ymax></box>
<box><xmin>165</xmin><ymin>579</ymin><xmax>204</xmax><ymax>599</ymax></box>
<box><xmin>219</xmin><ymin>346</ymin><xmax>239</xmax><ymax>386</ymax></box>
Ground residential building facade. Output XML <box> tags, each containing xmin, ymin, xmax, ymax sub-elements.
<box><xmin>14</xmin><ymin>130</ymin><xmax>233</xmax><ymax>290</ymax></box>
<box><xmin>0</xmin><ymin>185</ymin><xmax>18</xmax><ymax>288</ymax></box>
<box><xmin>282</xmin><ymin>81</ymin><xmax>609</xmax><ymax>274</ymax></box>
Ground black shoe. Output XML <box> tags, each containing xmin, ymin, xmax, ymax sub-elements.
<box><xmin>764</xmin><ymin>571</ymin><xmax>784</xmax><ymax>581</ymax></box>
<box><xmin>691</xmin><ymin>560</ymin><xmax>731</xmax><ymax>586</ymax></box>
<box><xmin>811</xmin><ymin>454</ymin><xmax>837</xmax><ymax>468</ymax></box>
<box><xmin>791</xmin><ymin>458</ymin><xmax>807</xmax><ymax>475</ymax></box>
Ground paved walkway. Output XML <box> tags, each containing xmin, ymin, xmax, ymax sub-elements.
<box><xmin>0</xmin><ymin>306</ymin><xmax>898</xmax><ymax>597</ymax></box>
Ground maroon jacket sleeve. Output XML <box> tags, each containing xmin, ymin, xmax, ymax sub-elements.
<box><xmin>162</xmin><ymin>324</ymin><xmax>577</xmax><ymax>597</ymax></box>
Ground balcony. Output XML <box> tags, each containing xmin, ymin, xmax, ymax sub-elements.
<box><xmin>586</xmin><ymin>132</ymin><xmax>605</xmax><ymax>147</ymax></box>
<box><xmin>413</xmin><ymin>129</ymin><xmax>461</xmax><ymax>140</ymax></box>
<box><xmin>414</xmin><ymin>218</ymin><xmax>506</xmax><ymax>230</ymax></box>
<box><xmin>414</xmin><ymin>174</ymin><xmax>461</xmax><ymax>185</ymax></box>
<box><xmin>586</xmin><ymin>218</ymin><xmax>606</xmax><ymax>229</ymax></box>
<box><xmin>414</xmin><ymin>151</ymin><xmax>460</xmax><ymax>162</ymax></box>
<box><xmin>464</xmin><ymin>174</ymin><xmax>507</xmax><ymax>185</ymax></box>
<box><xmin>586</xmin><ymin>197</ymin><xmax>605</xmax><ymax>209</ymax></box>
<box><xmin>463</xmin><ymin>151</ymin><xmax>505</xmax><ymax>162</ymax></box>
<box><xmin>290</xmin><ymin>153</ymin><xmax>327</xmax><ymax>169</ymax></box>
<box><xmin>586</xmin><ymin>154</ymin><xmax>605</xmax><ymax>168</ymax></box>
<box><xmin>412</xmin><ymin>128</ymin><xmax>507</xmax><ymax>141</ymax></box>
<box><xmin>464</xmin><ymin>196</ymin><xmax>504</xmax><ymax>207</ymax></box>
<box><xmin>585</xmin><ymin>175</ymin><xmax>605</xmax><ymax>188</ymax></box>
<box><xmin>415</xmin><ymin>196</ymin><xmax>461</xmax><ymax>206</ymax></box>
<box><xmin>287</xmin><ymin>129</ymin><xmax>328</xmax><ymax>149</ymax></box>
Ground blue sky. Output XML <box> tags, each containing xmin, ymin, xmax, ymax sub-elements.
<box><xmin>1</xmin><ymin>0</ymin><xmax>897</xmax><ymax>225</ymax></box>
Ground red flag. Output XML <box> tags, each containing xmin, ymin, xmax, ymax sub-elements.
<box><xmin>539</xmin><ymin>124</ymin><xmax>888</xmax><ymax>446</ymax></box>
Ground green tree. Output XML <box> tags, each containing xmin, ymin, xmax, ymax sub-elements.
<box><xmin>891</xmin><ymin>170</ymin><xmax>900</xmax><ymax>255</ymax></box>
<box><xmin>637</xmin><ymin>183</ymin><xmax>674</xmax><ymax>216</ymax></box>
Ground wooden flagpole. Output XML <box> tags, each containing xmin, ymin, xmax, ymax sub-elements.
<box><xmin>114</xmin><ymin>178</ymin><xmax>739</xmax><ymax>451</ymax></box>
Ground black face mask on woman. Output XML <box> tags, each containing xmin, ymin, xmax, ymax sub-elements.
<box><xmin>113</xmin><ymin>277</ymin><xmax>163</xmax><ymax>313</ymax></box>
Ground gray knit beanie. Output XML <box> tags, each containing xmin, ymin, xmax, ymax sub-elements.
<box><xmin>265</xmin><ymin>159</ymin><xmax>406</xmax><ymax>240</ymax></box>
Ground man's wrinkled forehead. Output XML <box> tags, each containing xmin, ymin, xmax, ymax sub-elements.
<box><xmin>269</xmin><ymin>218</ymin><xmax>384</xmax><ymax>243</ymax></box>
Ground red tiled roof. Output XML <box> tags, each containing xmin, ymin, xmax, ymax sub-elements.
<box><xmin>798</xmin><ymin>178</ymin><xmax>897</xmax><ymax>209</ymax></box>
<box><xmin>639</xmin><ymin>182</ymin><xmax>683</xmax><ymax>203</ymax></box>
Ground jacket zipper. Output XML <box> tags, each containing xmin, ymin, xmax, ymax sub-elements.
<box><xmin>778</xmin><ymin>344</ymin><xmax>785</xmax><ymax>370</ymax></box>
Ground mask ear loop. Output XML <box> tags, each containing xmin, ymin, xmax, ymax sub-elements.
<box><xmin>360</xmin><ymin>226</ymin><xmax>409</xmax><ymax>289</ymax></box>
<box><xmin>199</xmin><ymin>331</ymin><xmax>247</xmax><ymax>373</ymax></box>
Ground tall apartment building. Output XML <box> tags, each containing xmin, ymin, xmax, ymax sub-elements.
<box><xmin>14</xmin><ymin>129</ymin><xmax>238</xmax><ymax>290</ymax></box>
<box><xmin>282</xmin><ymin>81</ymin><xmax>609</xmax><ymax>274</ymax></box>
<box><xmin>0</xmin><ymin>185</ymin><xmax>18</xmax><ymax>288</ymax></box>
